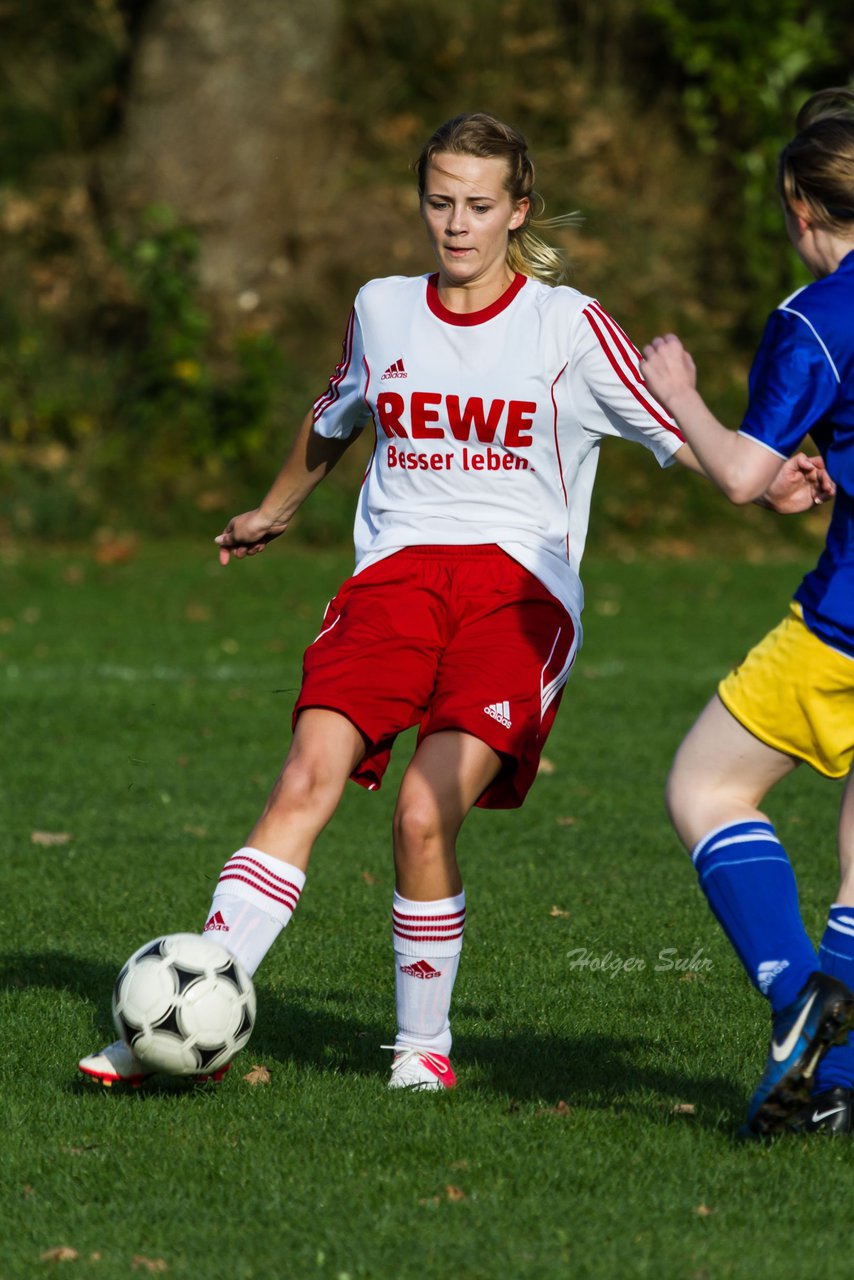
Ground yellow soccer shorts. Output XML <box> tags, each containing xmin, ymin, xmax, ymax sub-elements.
<box><xmin>718</xmin><ymin>602</ymin><xmax>854</xmax><ymax>779</ymax></box>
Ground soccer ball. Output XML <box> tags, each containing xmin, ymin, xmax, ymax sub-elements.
<box><xmin>112</xmin><ymin>933</ymin><xmax>256</xmax><ymax>1076</ymax></box>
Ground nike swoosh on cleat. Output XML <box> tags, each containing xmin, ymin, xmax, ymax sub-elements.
<box><xmin>771</xmin><ymin>991</ymin><xmax>819</xmax><ymax>1063</ymax></box>
<box><xmin>812</xmin><ymin>1106</ymin><xmax>847</xmax><ymax>1123</ymax></box>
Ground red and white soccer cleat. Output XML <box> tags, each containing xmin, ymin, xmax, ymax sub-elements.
<box><xmin>78</xmin><ymin>1040</ymin><xmax>232</xmax><ymax>1087</ymax></box>
<box><xmin>383</xmin><ymin>1045</ymin><xmax>457</xmax><ymax>1091</ymax></box>
<box><xmin>78</xmin><ymin>1040</ymin><xmax>152</xmax><ymax>1087</ymax></box>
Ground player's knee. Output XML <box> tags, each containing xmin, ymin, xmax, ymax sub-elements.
<box><xmin>393</xmin><ymin>794</ymin><xmax>443</xmax><ymax>862</ymax></box>
<box><xmin>267</xmin><ymin>755</ymin><xmax>336</xmax><ymax>817</ymax></box>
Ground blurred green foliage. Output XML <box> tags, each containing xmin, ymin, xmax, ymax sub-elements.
<box><xmin>0</xmin><ymin>0</ymin><xmax>851</xmax><ymax>543</ymax></box>
<box><xmin>0</xmin><ymin>0</ymin><xmax>130</xmax><ymax>180</ymax></box>
<box><xmin>644</xmin><ymin>0</ymin><xmax>846</xmax><ymax>327</ymax></box>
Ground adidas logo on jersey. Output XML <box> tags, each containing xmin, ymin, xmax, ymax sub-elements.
<box><xmin>203</xmin><ymin>910</ymin><xmax>229</xmax><ymax>933</ymax></box>
<box><xmin>484</xmin><ymin>700</ymin><xmax>512</xmax><ymax>728</ymax></box>
<box><xmin>399</xmin><ymin>959</ymin><xmax>442</xmax><ymax>980</ymax></box>
<box><xmin>381</xmin><ymin>357</ymin><xmax>407</xmax><ymax>380</ymax></box>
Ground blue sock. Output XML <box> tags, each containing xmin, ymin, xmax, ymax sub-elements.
<box><xmin>815</xmin><ymin>906</ymin><xmax>854</xmax><ymax>1091</ymax></box>
<box><xmin>692</xmin><ymin>820</ymin><xmax>818</xmax><ymax>1012</ymax></box>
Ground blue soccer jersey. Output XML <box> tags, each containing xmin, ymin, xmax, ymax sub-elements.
<box><xmin>739</xmin><ymin>250</ymin><xmax>854</xmax><ymax>658</ymax></box>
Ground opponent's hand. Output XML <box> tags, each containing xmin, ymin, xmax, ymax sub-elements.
<box><xmin>761</xmin><ymin>451</ymin><xmax>836</xmax><ymax>514</ymax></box>
<box><xmin>640</xmin><ymin>334</ymin><xmax>697</xmax><ymax>408</ymax></box>
<box><xmin>214</xmin><ymin>509</ymin><xmax>288</xmax><ymax>565</ymax></box>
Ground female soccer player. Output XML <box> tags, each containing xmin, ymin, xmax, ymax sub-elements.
<box><xmin>80</xmin><ymin>112</ymin><xmax>827</xmax><ymax>1092</ymax></box>
<box><xmin>641</xmin><ymin>88</ymin><xmax>854</xmax><ymax>1136</ymax></box>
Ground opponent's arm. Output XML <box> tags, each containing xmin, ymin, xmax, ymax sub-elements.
<box><xmin>215</xmin><ymin>410</ymin><xmax>358</xmax><ymax>564</ymax></box>
<box><xmin>643</xmin><ymin>334</ymin><xmax>834</xmax><ymax>512</ymax></box>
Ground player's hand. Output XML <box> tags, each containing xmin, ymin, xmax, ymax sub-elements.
<box><xmin>639</xmin><ymin>334</ymin><xmax>697</xmax><ymax>408</ymax></box>
<box><xmin>761</xmin><ymin>452</ymin><xmax>836</xmax><ymax>515</ymax></box>
<box><xmin>214</xmin><ymin>509</ymin><xmax>288</xmax><ymax>565</ymax></box>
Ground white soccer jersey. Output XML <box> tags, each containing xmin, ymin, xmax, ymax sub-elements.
<box><xmin>312</xmin><ymin>272</ymin><xmax>684</xmax><ymax>627</ymax></box>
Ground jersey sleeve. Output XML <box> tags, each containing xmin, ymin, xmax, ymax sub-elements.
<box><xmin>573</xmin><ymin>301</ymin><xmax>685</xmax><ymax>465</ymax></box>
<box><xmin>739</xmin><ymin>309</ymin><xmax>840</xmax><ymax>457</ymax></box>
<box><xmin>311</xmin><ymin>302</ymin><xmax>373</xmax><ymax>439</ymax></box>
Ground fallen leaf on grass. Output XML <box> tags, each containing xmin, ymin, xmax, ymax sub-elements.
<box><xmin>93</xmin><ymin>532</ymin><xmax>139</xmax><ymax>566</ymax></box>
<box><xmin>40</xmin><ymin>1246</ymin><xmax>79</xmax><ymax>1262</ymax></box>
<box><xmin>537</xmin><ymin>757</ymin><xmax>556</xmax><ymax>775</ymax></box>
<box><xmin>445</xmin><ymin>1185</ymin><xmax>467</xmax><ymax>1202</ymax></box>
<box><xmin>549</xmin><ymin>905</ymin><xmax>570</xmax><ymax>918</ymax></box>
<box><xmin>184</xmin><ymin>602</ymin><xmax>212</xmax><ymax>623</ymax></box>
<box><xmin>243</xmin><ymin>1064</ymin><xmax>271</xmax><ymax>1085</ymax></box>
<box><xmin>536</xmin><ymin>1100</ymin><xmax>572</xmax><ymax>1117</ymax></box>
<box><xmin>694</xmin><ymin>1204</ymin><xmax>714</xmax><ymax>1217</ymax></box>
<box><xmin>132</xmin><ymin>1257</ymin><xmax>168</xmax><ymax>1273</ymax></box>
<box><xmin>671</xmin><ymin>1103</ymin><xmax>696</xmax><ymax>1116</ymax></box>
<box><xmin>361</xmin><ymin>870</ymin><xmax>377</xmax><ymax>885</ymax></box>
<box><xmin>31</xmin><ymin>831</ymin><xmax>72</xmax><ymax>846</ymax></box>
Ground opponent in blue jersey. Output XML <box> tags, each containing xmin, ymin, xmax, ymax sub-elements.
<box><xmin>642</xmin><ymin>87</ymin><xmax>854</xmax><ymax>1137</ymax></box>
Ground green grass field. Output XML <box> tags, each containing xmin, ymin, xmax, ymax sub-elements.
<box><xmin>1</xmin><ymin>538</ymin><xmax>850</xmax><ymax>1280</ymax></box>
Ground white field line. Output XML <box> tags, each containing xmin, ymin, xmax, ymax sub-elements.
<box><xmin>1</xmin><ymin>662</ymin><xmax>286</xmax><ymax>683</ymax></box>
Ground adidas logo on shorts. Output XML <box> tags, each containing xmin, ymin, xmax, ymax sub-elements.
<box><xmin>484</xmin><ymin>700</ymin><xmax>512</xmax><ymax>728</ymax></box>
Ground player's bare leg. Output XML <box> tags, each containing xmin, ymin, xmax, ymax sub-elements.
<box><xmin>835</xmin><ymin>770</ymin><xmax>854</xmax><ymax>906</ymax></box>
<box><xmin>385</xmin><ymin>730</ymin><xmax>501</xmax><ymax>1089</ymax></box>
<box><xmin>201</xmin><ymin>707</ymin><xmax>366</xmax><ymax>974</ymax></box>
<box><xmin>665</xmin><ymin>694</ymin><xmax>797</xmax><ymax>849</ymax></box>
<box><xmin>246</xmin><ymin>708</ymin><xmax>367</xmax><ymax>871</ymax></box>
<box><xmin>393</xmin><ymin>729</ymin><xmax>500</xmax><ymax>899</ymax></box>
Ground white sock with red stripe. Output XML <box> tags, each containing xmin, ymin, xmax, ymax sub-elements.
<box><xmin>202</xmin><ymin>846</ymin><xmax>305</xmax><ymax>977</ymax></box>
<box><xmin>392</xmin><ymin>889</ymin><xmax>466</xmax><ymax>1057</ymax></box>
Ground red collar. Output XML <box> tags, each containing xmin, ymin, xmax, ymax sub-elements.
<box><xmin>425</xmin><ymin>272</ymin><xmax>527</xmax><ymax>326</ymax></box>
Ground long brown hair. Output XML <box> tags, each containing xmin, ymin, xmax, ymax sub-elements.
<box><xmin>778</xmin><ymin>87</ymin><xmax>854</xmax><ymax>236</ymax></box>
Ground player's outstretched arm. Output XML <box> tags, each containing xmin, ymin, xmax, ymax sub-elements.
<box><xmin>215</xmin><ymin>410</ymin><xmax>357</xmax><ymax>564</ymax></box>
<box><xmin>641</xmin><ymin>334</ymin><xmax>834</xmax><ymax>511</ymax></box>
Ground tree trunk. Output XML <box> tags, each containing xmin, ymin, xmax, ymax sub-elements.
<box><xmin>99</xmin><ymin>0</ymin><xmax>341</xmax><ymax>316</ymax></box>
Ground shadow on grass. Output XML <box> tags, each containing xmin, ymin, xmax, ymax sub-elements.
<box><xmin>3</xmin><ymin>952</ymin><xmax>744</xmax><ymax>1127</ymax></box>
<box><xmin>454</xmin><ymin>1027</ymin><xmax>746</xmax><ymax>1127</ymax></box>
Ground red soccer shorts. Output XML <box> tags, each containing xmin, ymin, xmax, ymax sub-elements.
<box><xmin>293</xmin><ymin>545</ymin><xmax>578</xmax><ymax>808</ymax></box>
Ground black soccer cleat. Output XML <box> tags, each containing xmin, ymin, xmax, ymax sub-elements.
<box><xmin>746</xmin><ymin>972</ymin><xmax>854</xmax><ymax>1137</ymax></box>
<box><xmin>785</xmin><ymin>1086</ymin><xmax>853</xmax><ymax>1135</ymax></box>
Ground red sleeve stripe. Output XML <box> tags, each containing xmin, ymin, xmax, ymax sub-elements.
<box><xmin>312</xmin><ymin>308</ymin><xmax>356</xmax><ymax>422</ymax></box>
<box><xmin>583</xmin><ymin>304</ymin><xmax>684</xmax><ymax>440</ymax></box>
<box><xmin>550</xmin><ymin>361</ymin><xmax>570</xmax><ymax>559</ymax></box>
<box><xmin>588</xmin><ymin>300</ymin><xmax>642</xmax><ymax>369</ymax></box>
